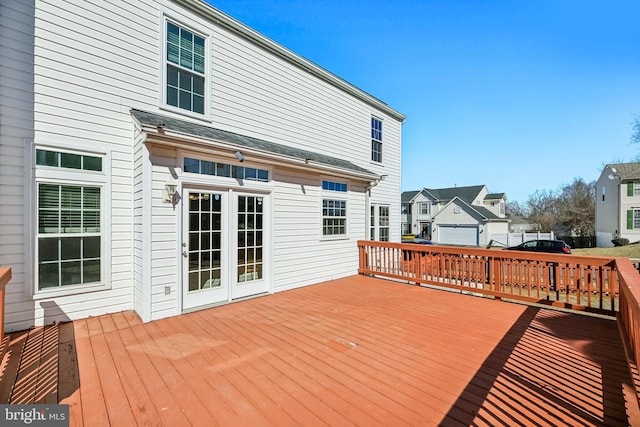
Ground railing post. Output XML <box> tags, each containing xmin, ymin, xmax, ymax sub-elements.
<box><xmin>0</xmin><ymin>268</ymin><xmax>12</xmax><ymax>344</ymax></box>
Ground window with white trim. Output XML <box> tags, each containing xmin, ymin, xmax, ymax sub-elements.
<box><xmin>371</xmin><ymin>117</ymin><xmax>382</xmax><ymax>163</ymax></box>
<box><xmin>322</xmin><ymin>180</ymin><xmax>347</xmax><ymax>237</ymax></box>
<box><xmin>370</xmin><ymin>204</ymin><xmax>390</xmax><ymax>241</ymax></box>
<box><xmin>35</xmin><ymin>149</ymin><xmax>105</xmax><ymax>291</ymax></box>
<box><xmin>419</xmin><ymin>202</ymin><xmax>430</xmax><ymax>215</ymax></box>
<box><xmin>378</xmin><ymin>206</ymin><xmax>389</xmax><ymax>241</ymax></box>
<box><xmin>165</xmin><ymin>20</ymin><xmax>206</xmax><ymax>114</ymax></box>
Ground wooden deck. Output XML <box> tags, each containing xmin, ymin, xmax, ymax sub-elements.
<box><xmin>0</xmin><ymin>275</ymin><xmax>638</xmax><ymax>426</ymax></box>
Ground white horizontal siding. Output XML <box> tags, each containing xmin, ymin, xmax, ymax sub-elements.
<box><xmin>271</xmin><ymin>168</ymin><xmax>365</xmax><ymax>292</ymax></box>
<box><xmin>2</xmin><ymin>0</ymin><xmax>402</xmax><ymax>329</ymax></box>
<box><xmin>0</xmin><ymin>0</ymin><xmax>34</xmax><ymax>331</ymax></box>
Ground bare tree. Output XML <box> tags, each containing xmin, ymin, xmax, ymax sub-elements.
<box><xmin>526</xmin><ymin>189</ymin><xmax>558</xmax><ymax>232</ymax></box>
<box><xmin>506</xmin><ymin>200</ymin><xmax>527</xmax><ymax>217</ymax></box>
<box><xmin>632</xmin><ymin>114</ymin><xmax>640</xmax><ymax>145</ymax></box>
<box><xmin>556</xmin><ymin>178</ymin><xmax>595</xmax><ymax>237</ymax></box>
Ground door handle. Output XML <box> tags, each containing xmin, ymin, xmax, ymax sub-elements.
<box><xmin>182</xmin><ymin>251</ymin><xmax>188</xmax><ymax>258</ymax></box>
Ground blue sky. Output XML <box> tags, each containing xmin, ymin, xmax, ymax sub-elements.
<box><xmin>208</xmin><ymin>0</ymin><xmax>640</xmax><ymax>203</ymax></box>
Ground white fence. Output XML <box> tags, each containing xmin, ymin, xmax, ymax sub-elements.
<box><xmin>487</xmin><ymin>231</ymin><xmax>555</xmax><ymax>248</ymax></box>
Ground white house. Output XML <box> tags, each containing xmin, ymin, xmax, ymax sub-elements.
<box><xmin>401</xmin><ymin>185</ymin><xmax>510</xmax><ymax>246</ymax></box>
<box><xmin>596</xmin><ymin>162</ymin><xmax>640</xmax><ymax>247</ymax></box>
<box><xmin>0</xmin><ymin>0</ymin><xmax>405</xmax><ymax>331</ymax></box>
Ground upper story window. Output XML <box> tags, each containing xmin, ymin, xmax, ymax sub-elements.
<box><xmin>371</xmin><ymin>117</ymin><xmax>383</xmax><ymax>163</ymax></box>
<box><xmin>401</xmin><ymin>204</ymin><xmax>409</xmax><ymax>215</ymax></box>
<box><xmin>166</xmin><ymin>21</ymin><xmax>206</xmax><ymax>114</ymax></box>
<box><xmin>418</xmin><ymin>202</ymin><xmax>430</xmax><ymax>215</ymax></box>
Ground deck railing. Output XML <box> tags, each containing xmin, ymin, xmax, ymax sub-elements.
<box><xmin>615</xmin><ymin>257</ymin><xmax>640</xmax><ymax>400</ymax></box>
<box><xmin>0</xmin><ymin>267</ymin><xmax>12</xmax><ymax>344</ymax></box>
<box><xmin>358</xmin><ymin>240</ymin><xmax>640</xmax><ymax>407</ymax></box>
<box><xmin>358</xmin><ymin>241</ymin><xmax>619</xmax><ymax>315</ymax></box>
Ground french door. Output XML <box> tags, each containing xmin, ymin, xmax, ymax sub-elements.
<box><xmin>182</xmin><ymin>188</ymin><xmax>268</xmax><ymax>311</ymax></box>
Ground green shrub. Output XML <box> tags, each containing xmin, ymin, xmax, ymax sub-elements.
<box><xmin>612</xmin><ymin>237</ymin><xmax>630</xmax><ymax>247</ymax></box>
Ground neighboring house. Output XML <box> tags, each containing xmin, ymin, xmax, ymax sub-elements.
<box><xmin>0</xmin><ymin>0</ymin><xmax>405</xmax><ymax>331</ymax></box>
<box><xmin>596</xmin><ymin>162</ymin><xmax>640</xmax><ymax>247</ymax></box>
<box><xmin>401</xmin><ymin>185</ymin><xmax>510</xmax><ymax>246</ymax></box>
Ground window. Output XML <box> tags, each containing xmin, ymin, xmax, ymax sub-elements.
<box><xmin>370</xmin><ymin>204</ymin><xmax>389</xmax><ymax>241</ymax></box>
<box><xmin>322</xmin><ymin>180</ymin><xmax>347</xmax><ymax>192</ymax></box>
<box><xmin>36</xmin><ymin>149</ymin><xmax>102</xmax><ymax>171</ymax></box>
<box><xmin>370</xmin><ymin>206</ymin><xmax>375</xmax><ymax>240</ymax></box>
<box><xmin>401</xmin><ymin>204</ymin><xmax>409</xmax><ymax>215</ymax></box>
<box><xmin>322</xmin><ymin>179</ymin><xmax>348</xmax><ymax>237</ymax></box>
<box><xmin>184</xmin><ymin>157</ymin><xmax>269</xmax><ymax>182</ymax></box>
<box><xmin>499</xmin><ymin>202</ymin><xmax>505</xmax><ymax>215</ymax></box>
<box><xmin>371</xmin><ymin>117</ymin><xmax>382</xmax><ymax>163</ymax></box>
<box><xmin>323</xmin><ymin>200</ymin><xmax>346</xmax><ymax>236</ymax></box>
<box><xmin>166</xmin><ymin>21</ymin><xmax>206</xmax><ymax>114</ymax></box>
<box><xmin>38</xmin><ymin>185</ymin><xmax>101</xmax><ymax>288</ymax></box>
<box><xmin>628</xmin><ymin>209</ymin><xmax>640</xmax><ymax>229</ymax></box>
<box><xmin>401</xmin><ymin>223</ymin><xmax>411</xmax><ymax>234</ymax></box>
<box><xmin>35</xmin><ymin>149</ymin><xmax>105</xmax><ymax>291</ymax></box>
<box><xmin>419</xmin><ymin>202</ymin><xmax>430</xmax><ymax>215</ymax></box>
<box><xmin>378</xmin><ymin>206</ymin><xmax>389</xmax><ymax>242</ymax></box>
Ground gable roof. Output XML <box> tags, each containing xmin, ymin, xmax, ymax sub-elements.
<box><xmin>132</xmin><ymin>109</ymin><xmax>378</xmax><ymax>179</ymax></box>
<box><xmin>426</xmin><ymin>185</ymin><xmax>485</xmax><ymax>204</ymax></box>
<box><xmin>401</xmin><ymin>190</ymin><xmax>421</xmax><ymax>203</ymax></box>
<box><xmin>431</xmin><ymin>196</ymin><xmax>505</xmax><ymax>222</ymax></box>
<box><xmin>605</xmin><ymin>162</ymin><xmax>640</xmax><ymax>180</ymax></box>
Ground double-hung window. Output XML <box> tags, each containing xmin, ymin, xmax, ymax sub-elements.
<box><xmin>322</xmin><ymin>180</ymin><xmax>347</xmax><ymax>237</ymax></box>
<box><xmin>371</xmin><ymin>117</ymin><xmax>383</xmax><ymax>163</ymax></box>
<box><xmin>370</xmin><ymin>205</ymin><xmax>390</xmax><ymax>241</ymax></box>
<box><xmin>165</xmin><ymin>20</ymin><xmax>206</xmax><ymax>114</ymax></box>
<box><xmin>419</xmin><ymin>202</ymin><xmax>430</xmax><ymax>215</ymax></box>
<box><xmin>35</xmin><ymin>148</ymin><xmax>106</xmax><ymax>292</ymax></box>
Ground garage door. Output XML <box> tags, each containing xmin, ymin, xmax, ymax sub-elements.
<box><xmin>438</xmin><ymin>225</ymin><xmax>478</xmax><ymax>246</ymax></box>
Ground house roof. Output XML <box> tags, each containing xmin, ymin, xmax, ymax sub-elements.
<box><xmin>401</xmin><ymin>190</ymin><xmax>422</xmax><ymax>203</ymax></box>
<box><xmin>131</xmin><ymin>109</ymin><xmax>378</xmax><ymax>179</ymax></box>
<box><xmin>427</xmin><ymin>185</ymin><xmax>486</xmax><ymax>204</ymax></box>
<box><xmin>175</xmin><ymin>0</ymin><xmax>405</xmax><ymax>122</ymax></box>
<box><xmin>606</xmin><ymin>162</ymin><xmax>640</xmax><ymax>180</ymax></box>
<box><xmin>485</xmin><ymin>193</ymin><xmax>506</xmax><ymax>201</ymax></box>
<box><xmin>431</xmin><ymin>196</ymin><xmax>505</xmax><ymax>222</ymax></box>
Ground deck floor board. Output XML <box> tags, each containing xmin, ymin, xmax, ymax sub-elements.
<box><xmin>0</xmin><ymin>275</ymin><xmax>637</xmax><ymax>426</ymax></box>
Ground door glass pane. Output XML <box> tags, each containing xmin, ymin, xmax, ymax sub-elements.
<box><xmin>237</xmin><ymin>195</ymin><xmax>263</xmax><ymax>283</ymax></box>
<box><xmin>187</xmin><ymin>192</ymin><xmax>222</xmax><ymax>292</ymax></box>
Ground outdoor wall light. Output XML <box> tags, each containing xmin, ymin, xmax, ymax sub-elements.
<box><xmin>235</xmin><ymin>151</ymin><xmax>244</xmax><ymax>162</ymax></box>
<box><xmin>163</xmin><ymin>178</ymin><xmax>178</xmax><ymax>203</ymax></box>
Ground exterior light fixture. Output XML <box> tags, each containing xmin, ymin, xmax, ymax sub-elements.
<box><xmin>235</xmin><ymin>151</ymin><xmax>244</xmax><ymax>162</ymax></box>
<box><xmin>163</xmin><ymin>178</ymin><xmax>178</xmax><ymax>203</ymax></box>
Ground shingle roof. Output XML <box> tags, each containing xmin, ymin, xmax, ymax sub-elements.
<box><xmin>131</xmin><ymin>109</ymin><xmax>376</xmax><ymax>178</ymax></box>
<box><xmin>606</xmin><ymin>162</ymin><xmax>640</xmax><ymax>180</ymax></box>
<box><xmin>401</xmin><ymin>190</ymin><xmax>422</xmax><ymax>203</ymax></box>
<box><xmin>485</xmin><ymin>193</ymin><xmax>505</xmax><ymax>200</ymax></box>
<box><xmin>427</xmin><ymin>185</ymin><xmax>485</xmax><ymax>204</ymax></box>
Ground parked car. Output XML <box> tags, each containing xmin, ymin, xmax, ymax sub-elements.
<box><xmin>505</xmin><ymin>239</ymin><xmax>571</xmax><ymax>254</ymax></box>
<box><xmin>401</xmin><ymin>234</ymin><xmax>433</xmax><ymax>245</ymax></box>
